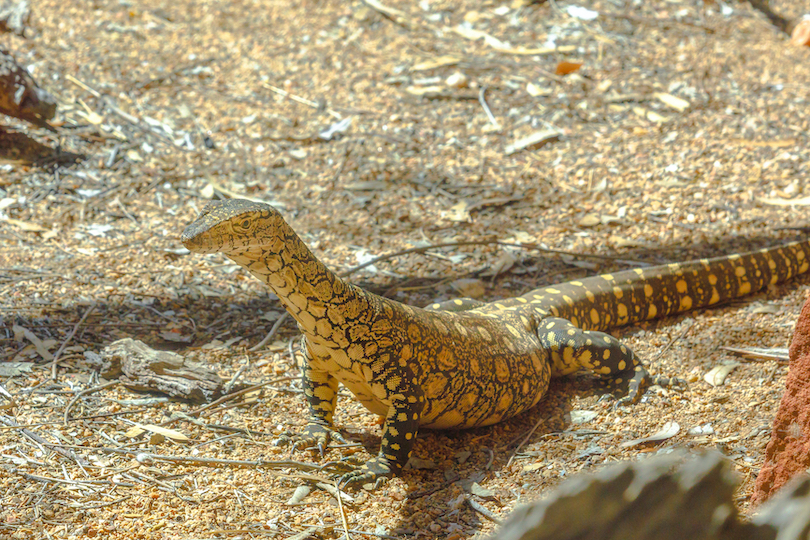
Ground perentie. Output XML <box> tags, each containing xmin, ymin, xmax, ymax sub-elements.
<box><xmin>181</xmin><ymin>199</ymin><xmax>810</xmax><ymax>487</ymax></box>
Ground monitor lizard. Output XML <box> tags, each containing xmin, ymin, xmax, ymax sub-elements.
<box><xmin>181</xmin><ymin>199</ymin><xmax>810</xmax><ymax>487</ymax></box>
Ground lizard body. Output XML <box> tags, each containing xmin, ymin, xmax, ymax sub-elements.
<box><xmin>181</xmin><ymin>199</ymin><xmax>810</xmax><ymax>486</ymax></box>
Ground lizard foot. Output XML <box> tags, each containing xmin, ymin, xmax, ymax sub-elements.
<box><xmin>337</xmin><ymin>456</ymin><xmax>398</xmax><ymax>490</ymax></box>
<box><xmin>278</xmin><ymin>423</ymin><xmax>346</xmax><ymax>457</ymax></box>
<box><xmin>613</xmin><ymin>365</ymin><xmax>687</xmax><ymax>408</ymax></box>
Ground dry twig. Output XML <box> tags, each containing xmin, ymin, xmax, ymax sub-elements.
<box><xmin>50</xmin><ymin>302</ymin><xmax>97</xmax><ymax>379</ymax></box>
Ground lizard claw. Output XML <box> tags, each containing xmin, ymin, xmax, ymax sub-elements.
<box><xmin>336</xmin><ymin>456</ymin><xmax>397</xmax><ymax>490</ymax></box>
<box><xmin>279</xmin><ymin>423</ymin><xmax>343</xmax><ymax>456</ymax></box>
<box><xmin>612</xmin><ymin>368</ymin><xmax>688</xmax><ymax>409</ymax></box>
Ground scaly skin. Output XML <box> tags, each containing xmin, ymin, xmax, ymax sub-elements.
<box><xmin>181</xmin><ymin>199</ymin><xmax>810</xmax><ymax>487</ymax></box>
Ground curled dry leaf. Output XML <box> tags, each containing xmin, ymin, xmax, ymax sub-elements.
<box><xmin>286</xmin><ymin>485</ymin><xmax>312</xmax><ymax>505</ymax></box>
<box><xmin>445</xmin><ymin>71</ymin><xmax>469</xmax><ymax>88</ymax></box>
<box><xmin>633</xmin><ymin>106</ymin><xmax>669</xmax><ymax>123</ymax></box>
<box><xmin>704</xmin><ymin>362</ymin><xmax>740</xmax><ymax>387</ymax></box>
<box><xmin>527</xmin><ymin>82</ymin><xmax>552</xmax><ymax>97</ymax></box>
<box><xmin>443</xmin><ymin>200</ymin><xmax>471</xmax><ymax>222</ymax></box>
<box><xmin>570</xmin><ymin>410</ymin><xmax>598</xmax><ymax>425</ymax></box>
<box><xmin>480</xmin><ymin>250</ymin><xmax>517</xmax><ymax>277</ymax></box>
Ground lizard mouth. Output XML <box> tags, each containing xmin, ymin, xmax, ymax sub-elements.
<box><xmin>179</xmin><ymin>231</ymin><xmax>209</xmax><ymax>253</ymax></box>
<box><xmin>179</xmin><ymin>223</ymin><xmax>221</xmax><ymax>254</ymax></box>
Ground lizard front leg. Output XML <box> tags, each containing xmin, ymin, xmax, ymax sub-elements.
<box><xmin>340</xmin><ymin>376</ymin><xmax>426</xmax><ymax>488</ymax></box>
<box><xmin>289</xmin><ymin>347</ymin><xmax>344</xmax><ymax>453</ymax></box>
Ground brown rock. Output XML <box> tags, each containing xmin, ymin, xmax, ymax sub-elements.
<box><xmin>752</xmin><ymin>293</ymin><xmax>810</xmax><ymax>505</ymax></box>
<box><xmin>491</xmin><ymin>451</ymin><xmax>810</xmax><ymax>540</ymax></box>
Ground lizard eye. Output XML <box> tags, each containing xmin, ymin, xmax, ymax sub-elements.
<box><xmin>233</xmin><ymin>217</ymin><xmax>253</xmax><ymax>233</ymax></box>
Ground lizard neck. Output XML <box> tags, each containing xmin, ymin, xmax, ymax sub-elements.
<box><xmin>226</xmin><ymin>225</ymin><xmax>369</xmax><ymax>334</ymax></box>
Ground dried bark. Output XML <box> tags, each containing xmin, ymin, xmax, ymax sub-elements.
<box><xmin>0</xmin><ymin>48</ymin><xmax>56</xmax><ymax>130</ymax></box>
<box><xmin>100</xmin><ymin>338</ymin><xmax>223</xmax><ymax>403</ymax></box>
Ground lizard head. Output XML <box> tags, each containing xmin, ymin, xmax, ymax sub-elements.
<box><xmin>181</xmin><ymin>199</ymin><xmax>287</xmax><ymax>257</ymax></box>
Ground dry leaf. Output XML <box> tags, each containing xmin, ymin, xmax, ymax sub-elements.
<box><xmin>287</xmin><ymin>485</ymin><xmax>312</xmax><ymax>505</ymax></box>
<box><xmin>480</xmin><ymin>250</ymin><xmax>517</xmax><ymax>277</ymax></box>
<box><xmin>0</xmin><ymin>362</ymin><xmax>34</xmax><ymax>377</ymax></box>
<box><xmin>555</xmin><ymin>61</ymin><xmax>583</xmax><ymax>76</ymax></box>
<box><xmin>451</xmin><ymin>25</ymin><xmax>510</xmax><ymax>49</ymax></box>
<box><xmin>200</xmin><ymin>183</ymin><xmax>216</xmax><ymax>199</ymax></box>
<box><xmin>728</xmin><ymin>138</ymin><xmax>795</xmax><ymax>147</ymax></box>
<box><xmin>704</xmin><ymin>362</ymin><xmax>740</xmax><ymax>387</ymax></box>
<box><xmin>570</xmin><ymin>410</ymin><xmax>598</xmax><ymax>424</ymax></box>
<box><xmin>450</xmin><ymin>278</ymin><xmax>486</xmax><ymax>299</ymax></box>
<box><xmin>527</xmin><ymin>82</ymin><xmax>552</xmax><ymax>97</ymax></box>
<box><xmin>578</xmin><ymin>213</ymin><xmax>601</xmax><ymax>227</ymax></box>
<box><xmin>499</xmin><ymin>45</ymin><xmax>575</xmax><ymax>55</ymax></box>
<box><xmin>412</xmin><ymin>56</ymin><xmax>461</xmax><ymax>71</ymax></box>
<box><xmin>654</xmin><ymin>92</ymin><xmax>690</xmax><ymax>112</ymax></box>
<box><xmin>751</xmin><ymin>305</ymin><xmax>780</xmax><ymax>314</ymax></box>
<box><xmin>445</xmin><ymin>71</ymin><xmax>469</xmax><ymax>88</ymax></box>
<box><xmin>12</xmin><ymin>325</ymin><xmax>55</xmax><ymax>360</ymax></box>
<box><xmin>504</xmin><ymin>129</ymin><xmax>561</xmax><ymax>155</ymax></box>
<box><xmin>78</xmin><ymin>99</ymin><xmax>104</xmax><ymax>124</ymax></box>
<box><xmin>633</xmin><ymin>106</ymin><xmax>669</xmax><ymax>123</ymax></box>
<box><xmin>160</xmin><ymin>330</ymin><xmax>193</xmax><ymax>343</ymax></box>
<box><xmin>1</xmin><ymin>217</ymin><xmax>49</xmax><ymax>232</ymax></box>
<box><xmin>206</xmin><ymin>183</ymin><xmax>286</xmax><ymax>207</ymax></box>
<box><xmin>126</xmin><ymin>422</ymin><xmax>190</xmax><ymax>442</ymax></box>
<box><xmin>463</xmin><ymin>10</ymin><xmax>484</xmax><ymax>23</ymax></box>
<box><xmin>759</xmin><ymin>195</ymin><xmax>810</xmax><ymax>206</ymax></box>
<box><xmin>405</xmin><ymin>85</ymin><xmax>449</xmax><ymax>97</ymax></box>
<box><xmin>443</xmin><ymin>200</ymin><xmax>471</xmax><ymax>222</ymax></box>
<box><xmin>363</xmin><ymin>0</ymin><xmax>408</xmax><ymax>20</ymax></box>
<box><xmin>620</xmin><ymin>421</ymin><xmax>680</xmax><ymax>448</ymax></box>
